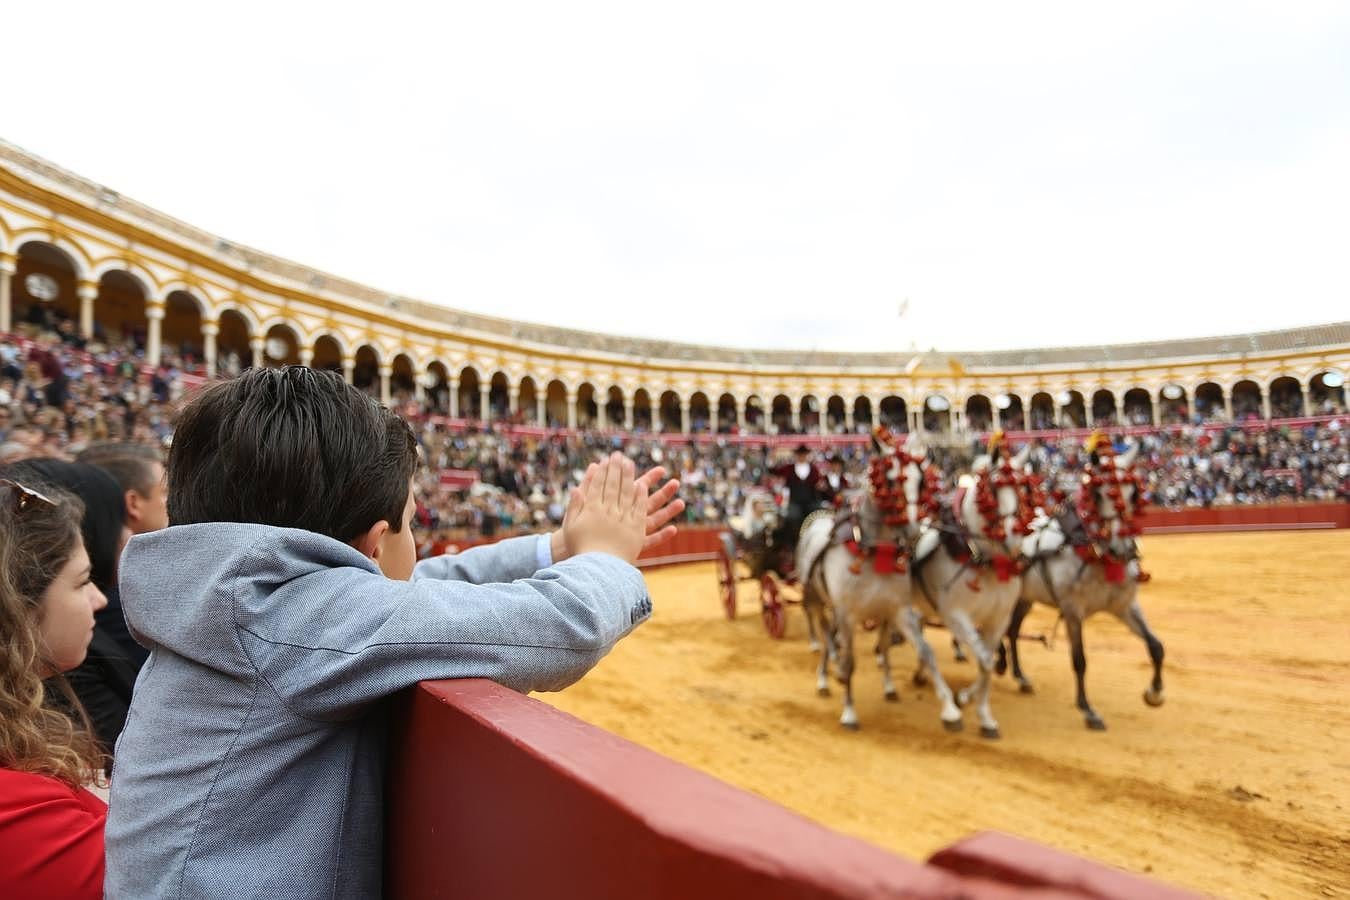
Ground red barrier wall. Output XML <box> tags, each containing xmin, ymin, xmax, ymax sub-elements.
<box><xmin>385</xmin><ymin>680</ymin><xmax>1200</xmax><ymax>900</ymax></box>
<box><xmin>444</xmin><ymin>502</ymin><xmax>1348</xmax><ymax>568</ymax></box>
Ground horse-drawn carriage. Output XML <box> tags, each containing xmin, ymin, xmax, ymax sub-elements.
<box><xmin>714</xmin><ymin>489</ymin><xmax>802</xmax><ymax>638</ymax></box>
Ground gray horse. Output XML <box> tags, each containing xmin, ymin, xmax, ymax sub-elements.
<box><xmin>1001</xmin><ymin>440</ymin><xmax>1165</xmax><ymax>730</ymax></box>
<box><xmin>797</xmin><ymin>430</ymin><xmax>936</xmax><ymax>730</ymax></box>
<box><xmin>909</xmin><ymin>441</ymin><xmax>1036</xmax><ymax>739</ymax></box>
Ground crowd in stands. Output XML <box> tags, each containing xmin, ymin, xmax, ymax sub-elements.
<box><xmin>3</xmin><ymin>334</ymin><xmax>1348</xmax><ymax>552</ymax></box>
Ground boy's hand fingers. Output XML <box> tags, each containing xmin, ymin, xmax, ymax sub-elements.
<box><xmin>635</xmin><ymin>465</ymin><xmax>668</xmax><ymax>494</ymax></box>
<box><xmin>646</xmin><ymin>496</ymin><xmax>685</xmax><ymax>535</ymax></box>
<box><xmin>618</xmin><ymin>456</ymin><xmax>637</xmax><ymax>512</ymax></box>
<box><xmin>646</xmin><ymin>478</ymin><xmax>680</xmax><ymax>515</ymax></box>
<box><xmin>602</xmin><ymin>452</ymin><xmax>625</xmax><ymax>508</ymax></box>
<box><xmin>588</xmin><ymin>459</ymin><xmax>608</xmax><ymax>505</ymax></box>
<box><xmin>642</xmin><ymin>524</ymin><xmax>678</xmax><ymax>551</ymax></box>
<box><xmin>630</xmin><ymin>473</ymin><xmax>649</xmax><ymax>525</ymax></box>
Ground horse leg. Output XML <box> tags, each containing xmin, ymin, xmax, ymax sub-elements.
<box><xmin>1003</xmin><ymin>599</ymin><xmax>1035</xmax><ymax>694</ymax></box>
<box><xmin>971</xmin><ymin>623</ymin><xmax>1002</xmax><ymax>739</ymax></box>
<box><xmin>1066</xmin><ymin>613</ymin><xmax>1105</xmax><ymax>730</ymax></box>
<box><xmin>878</xmin><ymin>619</ymin><xmax>899</xmax><ymax>701</ymax></box>
<box><xmin>1118</xmin><ymin>600</ymin><xmax>1165</xmax><ymax>707</ymax></box>
<box><xmin>836</xmin><ymin>616</ymin><xmax>860</xmax><ymax>729</ymax></box>
<box><xmin>802</xmin><ymin>585</ymin><xmax>822</xmax><ymax>653</ymax></box>
<box><xmin>951</xmin><ymin>636</ymin><xmax>968</xmax><ymax>663</ymax></box>
<box><xmin>815</xmin><ymin>610</ymin><xmax>833</xmax><ymax>697</ymax></box>
<box><xmin>899</xmin><ymin>607</ymin><xmax>961</xmax><ymax>731</ymax></box>
<box><xmin>946</xmin><ymin>607</ymin><xmax>997</xmax><ymax>712</ymax></box>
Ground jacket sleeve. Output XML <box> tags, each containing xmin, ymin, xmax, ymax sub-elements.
<box><xmin>412</xmin><ymin>533</ymin><xmax>548</xmax><ymax>584</ymax></box>
<box><xmin>237</xmin><ymin>552</ymin><xmax>652</xmax><ymax>722</ymax></box>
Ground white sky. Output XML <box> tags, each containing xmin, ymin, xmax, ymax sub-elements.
<box><xmin>4</xmin><ymin>1</ymin><xmax>1348</xmax><ymax>352</ymax></box>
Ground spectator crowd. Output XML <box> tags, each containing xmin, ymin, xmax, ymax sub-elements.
<box><xmin>3</xmin><ymin>333</ymin><xmax>1348</xmax><ymax>554</ymax></box>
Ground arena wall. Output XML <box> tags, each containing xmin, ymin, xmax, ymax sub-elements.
<box><xmin>384</xmin><ymin>679</ymin><xmax>1200</xmax><ymax>899</ymax></box>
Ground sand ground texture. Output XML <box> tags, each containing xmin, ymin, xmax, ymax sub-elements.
<box><xmin>544</xmin><ymin>531</ymin><xmax>1350</xmax><ymax>899</ymax></box>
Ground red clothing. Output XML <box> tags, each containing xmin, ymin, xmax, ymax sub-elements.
<box><xmin>0</xmin><ymin>767</ymin><xmax>106</xmax><ymax>899</ymax></box>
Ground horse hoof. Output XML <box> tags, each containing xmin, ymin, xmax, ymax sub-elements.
<box><xmin>955</xmin><ymin>693</ymin><xmax>969</xmax><ymax>709</ymax></box>
<box><xmin>942</xmin><ymin>718</ymin><xmax>963</xmax><ymax>733</ymax></box>
<box><xmin>1085</xmin><ymin>715</ymin><xmax>1107</xmax><ymax>731</ymax></box>
<box><xmin>912</xmin><ymin>672</ymin><xmax>930</xmax><ymax>687</ymax></box>
<box><xmin>1018</xmin><ymin>682</ymin><xmax>1036</xmax><ymax>695</ymax></box>
<box><xmin>884</xmin><ymin>690</ymin><xmax>899</xmax><ymax>703</ymax></box>
<box><xmin>994</xmin><ymin>659</ymin><xmax>1007</xmax><ymax>676</ymax></box>
<box><xmin>980</xmin><ymin>726</ymin><xmax>1001</xmax><ymax>740</ymax></box>
<box><xmin>808</xmin><ymin>640</ymin><xmax>821</xmax><ymax>652</ymax></box>
<box><xmin>1144</xmin><ymin>689</ymin><xmax>1165</xmax><ymax>707</ymax></box>
<box><xmin>841</xmin><ymin>720</ymin><xmax>861</xmax><ymax>731</ymax></box>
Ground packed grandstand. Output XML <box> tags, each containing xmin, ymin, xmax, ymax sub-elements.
<box><xmin>2</xmin><ymin>331</ymin><xmax>1346</xmax><ymax>553</ymax></box>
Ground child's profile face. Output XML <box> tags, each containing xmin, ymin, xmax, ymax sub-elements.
<box><xmin>377</xmin><ymin>480</ymin><xmax>418</xmax><ymax>582</ymax></box>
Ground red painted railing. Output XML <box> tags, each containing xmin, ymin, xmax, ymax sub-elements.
<box><xmin>385</xmin><ymin>680</ymin><xmax>1200</xmax><ymax>899</ymax></box>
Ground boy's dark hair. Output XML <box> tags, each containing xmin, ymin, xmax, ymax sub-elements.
<box><xmin>168</xmin><ymin>367</ymin><xmax>419</xmax><ymax>541</ymax></box>
<box><xmin>77</xmin><ymin>441</ymin><xmax>162</xmax><ymax>496</ymax></box>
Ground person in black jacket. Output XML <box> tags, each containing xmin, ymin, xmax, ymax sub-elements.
<box><xmin>2</xmin><ymin>458</ymin><xmax>139</xmax><ymax>769</ymax></box>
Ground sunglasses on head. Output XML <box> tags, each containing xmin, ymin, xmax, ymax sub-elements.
<box><xmin>0</xmin><ymin>479</ymin><xmax>56</xmax><ymax>513</ymax></box>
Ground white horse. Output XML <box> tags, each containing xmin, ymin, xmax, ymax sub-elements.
<box><xmin>909</xmin><ymin>442</ymin><xmax>1035</xmax><ymax>739</ymax></box>
<box><xmin>1002</xmin><ymin>441</ymin><xmax>1165</xmax><ymax>729</ymax></box>
<box><xmin>797</xmin><ymin>429</ymin><xmax>935</xmax><ymax>729</ymax></box>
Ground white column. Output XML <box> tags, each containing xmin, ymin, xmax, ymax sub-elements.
<box><xmin>201</xmin><ymin>320</ymin><xmax>219</xmax><ymax>378</ymax></box>
<box><xmin>537</xmin><ymin>393</ymin><xmax>547</xmax><ymax>426</ymax></box>
<box><xmin>145</xmin><ymin>304</ymin><xmax>165</xmax><ymax>367</ymax></box>
<box><xmin>1222</xmin><ymin>386</ymin><xmax>1232</xmax><ymax>421</ymax></box>
<box><xmin>910</xmin><ymin>409</ymin><xmax>921</xmax><ymax>433</ymax></box>
<box><xmin>341</xmin><ymin>355</ymin><xmax>356</xmax><ymax>384</ymax></box>
<box><xmin>1114</xmin><ymin>396</ymin><xmax>1125</xmax><ymax>426</ymax></box>
<box><xmin>78</xmin><ymin>281</ymin><xmax>98</xmax><ymax>341</ymax></box>
<box><xmin>953</xmin><ymin>408</ymin><xmax>964</xmax><ymax>433</ymax></box>
<box><xmin>679</xmin><ymin>399</ymin><xmax>690</xmax><ymax>433</ymax></box>
<box><xmin>446</xmin><ymin>377</ymin><xmax>459</xmax><ymax>417</ymax></box>
<box><xmin>623</xmin><ymin>398</ymin><xmax>634</xmax><ymax>430</ymax></box>
<box><xmin>479</xmin><ymin>384</ymin><xmax>491</xmax><ymax>422</ymax></box>
<box><xmin>510</xmin><ymin>385</ymin><xmax>521</xmax><ymax>418</ymax></box>
<box><xmin>298</xmin><ymin>347</ymin><xmax>315</xmax><ymax>368</ymax></box>
<box><xmin>1151</xmin><ymin>397</ymin><xmax>1162</xmax><ymax>428</ymax></box>
<box><xmin>413</xmin><ymin>378</ymin><xmax>425</xmax><ymax>406</ymax></box>
<box><xmin>844</xmin><ymin>403</ymin><xmax>854</xmax><ymax>433</ymax></box>
<box><xmin>0</xmin><ymin>254</ymin><xmax>15</xmax><ymax>334</ymax></box>
<box><xmin>790</xmin><ymin>401</ymin><xmax>801</xmax><ymax>433</ymax></box>
<box><xmin>993</xmin><ymin>402</ymin><xmax>1003</xmax><ymax>431</ymax></box>
<box><xmin>1261</xmin><ymin>390</ymin><xmax>1272</xmax><ymax>421</ymax></box>
<box><xmin>566</xmin><ymin>391</ymin><xmax>578</xmax><ymax>429</ymax></box>
<box><xmin>733</xmin><ymin>400</ymin><xmax>742</xmax><ymax>432</ymax></box>
<box><xmin>250</xmin><ymin>337</ymin><xmax>265</xmax><ymax>369</ymax></box>
<box><xmin>379</xmin><ymin>364</ymin><xmax>393</xmax><ymax>405</ymax></box>
<box><xmin>819</xmin><ymin>406</ymin><xmax>829</xmax><ymax>436</ymax></box>
<box><xmin>1300</xmin><ymin>384</ymin><xmax>1311</xmax><ymax>417</ymax></box>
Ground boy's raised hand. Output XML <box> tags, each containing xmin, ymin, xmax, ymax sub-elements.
<box><xmin>553</xmin><ymin>456</ymin><xmax>684</xmax><ymax>565</ymax></box>
<box><xmin>558</xmin><ymin>452</ymin><xmax>647</xmax><ymax>564</ymax></box>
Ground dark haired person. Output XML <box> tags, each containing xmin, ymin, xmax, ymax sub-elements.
<box><xmin>107</xmin><ymin>367</ymin><xmax>682</xmax><ymax>900</ymax></box>
<box><xmin>76</xmin><ymin>441</ymin><xmax>168</xmax><ymax>665</ymax></box>
<box><xmin>0</xmin><ymin>478</ymin><xmax>110</xmax><ymax>899</ymax></box>
<box><xmin>3</xmin><ymin>459</ymin><xmax>140</xmax><ymax>764</ymax></box>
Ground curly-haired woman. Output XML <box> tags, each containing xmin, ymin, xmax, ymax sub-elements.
<box><xmin>0</xmin><ymin>478</ymin><xmax>108</xmax><ymax>898</ymax></box>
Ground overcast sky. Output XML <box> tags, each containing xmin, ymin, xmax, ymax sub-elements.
<box><xmin>4</xmin><ymin>2</ymin><xmax>1347</xmax><ymax>352</ymax></box>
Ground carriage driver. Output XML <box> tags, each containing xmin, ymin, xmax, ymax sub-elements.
<box><xmin>770</xmin><ymin>444</ymin><xmax>832</xmax><ymax>549</ymax></box>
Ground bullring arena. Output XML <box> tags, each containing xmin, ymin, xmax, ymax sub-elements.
<box><xmin>548</xmin><ymin>530</ymin><xmax>1350</xmax><ymax>899</ymax></box>
<box><xmin>2</xmin><ymin>141</ymin><xmax>1349</xmax><ymax>899</ymax></box>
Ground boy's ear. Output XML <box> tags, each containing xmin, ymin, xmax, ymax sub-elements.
<box><xmin>349</xmin><ymin>520</ymin><xmax>392</xmax><ymax>562</ymax></box>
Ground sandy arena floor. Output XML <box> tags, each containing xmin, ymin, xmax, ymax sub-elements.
<box><xmin>543</xmin><ymin>531</ymin><xmax>1350</xmax><ymax>899</ymax></box>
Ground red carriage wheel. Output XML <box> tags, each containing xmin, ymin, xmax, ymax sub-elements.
<box><xmin>760</xmin><ymin>574</ymin><xmax>786</xmax><ymax>640</ymax></box>
<box><xmin>717</xmin><ymin>546</ymin><xmax>737</xmax><ymax>620</ymax></box>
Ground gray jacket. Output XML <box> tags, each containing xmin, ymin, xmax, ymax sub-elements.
<box><xmin>105</xmin><ymin>524</ymin><xmax>650</xmax><ymax>899</ymax></box>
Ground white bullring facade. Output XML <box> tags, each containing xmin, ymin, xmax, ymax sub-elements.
<box><xmin>2</xmin><ymin>138</ymin><xmax>1347</xmax><ymax>438</ymax></box>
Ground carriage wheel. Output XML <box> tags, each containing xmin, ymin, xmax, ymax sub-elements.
<box><xmin>717</xmin><ymin>547</ymin><xmax>737</xmax><ymax>620</ymax></box>
<box><xmin>760</xmin><ymin>574</ymin><xmax>786</xmax><ymax>640</ymax></box>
